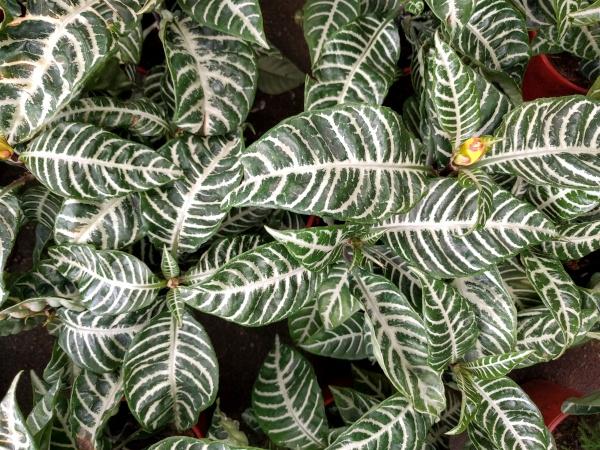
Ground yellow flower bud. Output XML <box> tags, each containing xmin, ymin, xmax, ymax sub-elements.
<box><xmin>452</xmin><ymin>136</ymin><xmax>496</xmax><ymax>167</ymax></box>
<box><xmin>0</xmin><ymin>135</ymin><xmax>13</xmax><ymax>160</ymax></box>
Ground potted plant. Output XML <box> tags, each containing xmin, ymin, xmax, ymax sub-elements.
<box><xmin>0</xmin><ymin>0</ymin><xmax>599</xmax><ymax>449</ymax></box>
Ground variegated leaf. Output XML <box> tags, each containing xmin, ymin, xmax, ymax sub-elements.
<box><xmin>70</xmin><ymin>371</ymin><xmax>123</xmax><ymax>450</ymax></box>
<box><xmin>316</xmin><ymin>262</ymin><xmax>361</xmax><ymax>330</ymax></box>
<box><xmin>50</xmin><ymin>245</ymin><xmax>165</xmax><ymax>315</ymax></box>
<box><xmin>161</xmin><ymin>247</ymin><xmax>180</xmax><ymax>280</ymax></box>
<box><xmin>58</xmin><ymin>304</ymin><xmax>158</xmax><ymax>374</ymax></box>
<box><xmin>225</xmin><ymin>104</ymin><xmax>430</xmax><ymax>223</ymax></box>
<box><xmin>142</xmin><ymin>133</ymin><xmax>243</xmax><ymax>257</ymax></box>
<box><xmin>124</xmin><ymin>310</ymin><xmax>219</xmax><ymax>431</ymax></box>
<box><xmin>181</xmin><ymin>242</ymin><xmax>314</xmax><ymax>326</ymax></box>
<box><xmin>458</xmin><ymin>350</ymin><xmax>534</xmax><ymax>380</ymax></box>
<box><xmin>256</xmin><ymin>45</ymin><xmax>305</xmax><ymax>95</ymax></box>
<box><xmin>161</xmin><ymin>16</ymin><xmax>258</xmax><ymax>136</ymax></box>
<box><xmin>43</xmin><ymin>341</ymin><xmax>79</xmax><ymax>387</ymax></box>
<box><xmin>144</xmin><ymin>65</ymin><xmax>167</xmax><ymax>105</ymax></box>
<box><xmin>426</xmin><ymin>389</ymin><xmax>461</xmax><ymax>448</ymax></box>
<box><xmin>12</xmin><ymin>260</ymin><xmax>78</xmax><ymax>301</ymax></box>
<box><xmin>116</xmin><ymin>20</ymin><xmax>143</xmax><ymax>64</ymax></box>
<box><xmin>21</xmin><ymin>185</ymin><xmax>62</xmax><ymax>230</ymax></box>
<box><xmin>553</xmin><ymin>0</ymin><xmax>584</xmax><ymax>39</ymax></box>
<box><xmin>0</xmin><ymin>372</ymin><xmax>37</xmax><ymax>450</ymax></box>
<box><xmin>376</xmin><ymin>178</ymin><xmax>556</xmax><ymax>278</ymax></box>
<box><xmin>526</xmin><ymin>184</ymin><xmax>600</xmax><ymax>222</ymax></box>
<box><xmin>0</xmin><ymin>190</ymin><xmax>22</xmax><ymax>305</ymax></box>
<box><xmin>424</xmin><ymin>0</ymin><xmax>473</xmax><ymax>27</ymax></box>
<box><xmin>457</xmin><ymin>169</ymin><xmax>496</xmax><ymax>230</ymax></box>
<box><xmin>21</xmin><ymin>122</ymin><xmax>182</xmax><ymax>200</ymax></box>
<box><xmin>330</xmin><ymin>387</ymin><xmax>379</xmax><ymax>425</ymax></box>
<box><xmin>180</xmin><ymin>235</ymin><xmax>264</xmax><ymax>287</ymax></box>
<box><xmin>48</xmin><ymin>97</ymin><xmax>170</xmax><ymax>139</ymax></box>
<box><xmin>0</xmin><ymin>0</ymin><xmax>140</xmax><ymax>144</ymax></box>
<box><xmin>498</xmin><ymin>258</ymin><xmax>541</xmax><ymax>310</ymax></box>
<box><xmin>26</xmin><ymin>377</ymin><xmax>60</xmax><ymax>447</ymax></box>
<box><xmin>540</xmin><ymin>221</ymin><xmax>600</xmax><ymax>260</ymax></box>
<box><xmin>54</xmin><ymin>194</ymin><xmax>144</xmax><ymax>250</ymax></box>
<box><xmin>303</xmin><ymin>0</ymin><xmax>361</xmax><ymax>65</ymax></box>
<box><xmin>327</xmin><ymin>394</ymin><xmax>430</xmax><ymax>450</ymax></box>
<box><xmin>166</xmin><ymin>289</ymin><xmax>185</xmax><ymax>327</ymax></box>
<box><xmin>304</xmin><ymin>15</ymin><xmax>400</xmax><ymax>110</ymax></box>
<box><xmin>0</xmin><ymin>296</ymin><xmax>82</xmax><ymax>320</ymax></box>
<box><xmin>351</xmin><ymin>365</ymin><xmax>393</xmax><ymax>400</ymax></box>
<box><xmin>252</xmin><ymin>337</ymin><xmax>328</xmax><ymax>449</ymax></box>
<box><xmin>207</xmin><ymin>404</ymin><xmax>249</xmax><ymax>446</ymax></box>
<box><xmin>216</xmin><ymin>208</ymin><xmax>272</xmax><ymax>237</ymax></box>
<box><xmin>562</xmin><ymin>391</ymin><xmax>600</xmax><ymax>414</ymax></box>
<box><xmin>289</xmin><ymin>303</ymin><xmax>371</xmax><ymax>360</ymax></box>
<box><xmin>177</xmin><ymin>0</ymin><xmax>268</xmax><ymax>47</ymax></box>
<box><xmin>453</xmin><ymin>269</ymin><xmax>517</xmax><ymax>358</ymax></box>
<box><xmin>353</xmin><ymin>269</ymin><xmax>446</xmax><ymax>417</ymax></box>
<box><xmin>476</xmin><ymin>97</ymin><xmax>600</xmax><ymax>190</ymax></box>
<box><xmin>521</xmin><ymin>251</ymin><xmax>582</xmax><ymax>348</ymax></box>
<box><xmin>568</xmin><ymin>0</ymin><xmax>600</xmax><ymax>26</ymax></box>
<box><xmin>148</xmin><ymin>436</ymin><xmax>261</xmax><ymax>449</ymax></box>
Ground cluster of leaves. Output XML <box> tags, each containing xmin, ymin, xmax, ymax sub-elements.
<box><xmin>0</xmin><ymin>0</ymin><xmax>599</xmax><ymax>449</ymax></box>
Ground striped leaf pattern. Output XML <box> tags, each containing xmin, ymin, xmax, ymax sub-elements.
<box><xmin>161</xmin><ymin>17</ymin><xmax>258</xmax><ymax>136</ymax></box>
<box><xmin>498</xmin><ymin>258</ymin><xmax>541</xmax><ymax>310</ymax></box>
<box><xmin>181</xmin><ymin>242</ymin><xmax>314</xmax><ymax>326</ymax></box>
<box><xmin>148</xmin><ymin>437</ymin><xmax>262</xmax><ymax>449</ymax></box>
<box><xmin>450</xmin><ymin>0</ymin><xmax>530</xmax><ymax>83</ymax></box>
<box><xmin>351</xmin><ymin>365</ymin><xmax>393</xmax><ymax>400</ymax></box>
<box><xmin>21</xmin><ymin>122</ymin><xmax>182</xmax><ymax>200</ymax></box>
<box><xmin>377</xmin><ymin>178</ymin><xmax>556</xmax><ymax>278</ymax></box>
<box><xmin>124</xmin><ymin>311</ymin><xmax>219</xmax><ymax>431</ymax></box>
<box><xmin>353</xmin><ymin>269</ymin><xmax>446</xmax><ymax>417</ymax></box>
<box><xmin>541</xmin><ymin>221</ymin><xmax>600</xmax><ymax>260</ymax></box>
<box><xmin>70</xmin><ymin>371</ymin><xmax>123</xmax><ymax>450</ymax></box>
<box><xmin>303</xmin><ymin>0</ymin><xmax>361</xmax><ymax>65</ymax></box>
<box><xmin>521</xmin><ymin>251</ymin><xmax>582</xmax><ymax>347</ymax></box>
<box><xmin>142</xmin><ymin>134</ymin><xmax>243</xmax><ymax>256</ymax></box>
<box><xmin>216</xmin><ymin>208</ymin><xmax>272</xmax><ymax>237</ymax></box>
<box><xmin>316</xmin><ymin>262</ymin><xmax>361</xmax><ymax>330</ymax></box>
<box><xmin>562</xmin><ymin>391</ymin><xmax>600</xmax><ymax>414</ymax></box>
<box><xmin>116</xmin><ymin>20</ymin><xmax>143</xmax><ymax>64</ymax></box>
<box><xmin>161</xmin><ymin>248</ymin><xmax>180</xmax><ymax>280</ymax></box>
<box><xmin>21</xmin><ymin>186</ymin><xmax>62</xmax><ymax>230</ymax></box>
<box><xmin>458</xmin><ymin>169</ymin><xmax>496</xmax><ymax>230</ymax></box>
<box><xmin>54</xmin><ymin>194</ymin><xmax>144</xmax><ymax>250</ymax></box>
<box><xmin>526</xmin><ymin>185</ymin><xmax>600</xmax><ymax>222</ymax></box>
<box><xmin>57</xmin><ymin>305</ymin><xmax>158</xmax><ymax>374</ymax></box>
<box><xmin>13</xmin><ymin>260</ymin><xmax>78</xmax><ymax>301</ymax></box>
<box><xmin>49</xmin><ymin>97</ymin><xmax>170</xmax><ymax>139</ymax></box>
<box><xmin>568</xmin><ymin>1</ymin><xmax>600</xmax><ymax>25</ymax></box>
<box><xmin>424</xmin><ymin>0</ymin><xmax>474</xmax><ymax>27</ymax></box>
<box><xmin>26</xmin><ymin>377</ymin><xmax>60</xmax><ymax>443</ymax></box>
<box><xmin>458</xmin><ymin>351</ymin><xmax>533</xmax><ymax>380</ymax></box>
<box><xmin>0</xmin><ymin>191</ymin><xmax>22</xmax><ymax>304</ymax></box>
<box><xmin>428</xmin><ymin>33</ymin><xmax>480</xmax><ymax>148</ymax></box>
<box><xmin>327</xmin><ymin>394</ymin><xmax>430</xmax><ymax>450</ymax></box>
<box><xmin>0</xmin><ymin>373</ymin><xmax>36</xmax><ymax>450</ymax></box>
<box><xmin>0</xmin><ymin>0</ymin><xmax>139</xmax><ymax>144</ymax></box>
<box><xmin>289</xmin><ymin>302</ymin><xmax>371</xmax><ymax>360</ymax></box>
<box><xmin>226</xmin><ymin>104</ymin><xmax>430</xmax><ymax>223</ymax></box>
<box><xmin>252</xmin><ymin>337</ymin><xmax>327</xmax><ymax>449</ymax></box>
<box><xmin>553</xmin><ymin>0</ymin><xmax>583</xmax><ymax>39</ymax></box>
<box><xmin>304</xmin><ymin>15</ymin><xmax>400</xmax><ymax>110</ymax></box>
<box><xmin>330</xmin><ymin>387</ymin><xmax>379</xmax><ymax>425</ymax></box>
<box><xmin>477</xmin><ymin>97</ymin><xmax>600</xmax><ymax>190</ymax></box>
<box><xmin>50</xmin><ymin>245</ymin><xmax>165</xmax><ymax>315</ymax></box>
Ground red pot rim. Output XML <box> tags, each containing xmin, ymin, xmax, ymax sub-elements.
<box><xmin>535</xmin><ymin>54</ymin><xmax>588</xmax><ymax>95</ymax></box>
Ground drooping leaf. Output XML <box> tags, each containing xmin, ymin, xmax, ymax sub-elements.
<box><xmin>526</xmin><ymin>184</ymin><xmax>600</xmax><ymax>222</ymax></box>
<box><xmin>0</xmin><ymin>372</ymin><xmax>37</xmax><ymax>450</ymax></box>
<box><xmin>50</xmin><ymin>245</ymin><xmax>165</xmax><ymax>315</ymax></box>
<box><xmin>304</xmin><ymin>15</ymin><xmax>400</xmax><ymax>110</ymax></box>
<box><xmin>57</xmin><ymin>304</ymin><xmax>159</xmax><ymax>374</ymax></box>
<box><xmin>177</xmin><ymin>0</ymin><xmax>268</xmax><ymax>47</ymax></box>
<box><xmin>54</xmin><ymin>194</ymin><xmax>144</xmax><ymax>250</ymax></box>
<box><xmin>353</xmin><ymin>269</ymin><xmax>446</xmax><ymax>417</ymax></box>
<box><xmin>476</xmin><ymin>97</ymin><xmax>600</xmax><ymax>190</ymax></box>
<box><xmin>142</xmin><ymin>133</ymin><xmax>243</xmax><ymax>257</ymax></box>
<box><xmin>21</xmin><ymin>122</ymin><xmax>183</xmax><ymax>200</ymax></box>
<box><xmin>330</xmin><ymin>387</ymin><xmax>379</xmax><ymax>425</ymax></box>
<box><xmin>0</xmin><ymin>296</ymin><xmax>82</xmax><ymax>320</ymax></box>
<box><xmin>181</xmin><ymin>242</ymin><xmax>314</xmax><ymax>326</ymax></box>
<box><xmin>226</xmin><ymin>104</ymin><xmax>430</xmax><ymax>223</ymax></box>
<box><xmin>316</xmin><ymin>262</ymin><xmax>361</xmax><ymax>330</ymax></box>
<box><xmin>69</xmin><ymin>371</ymin><xmax>123</xmax><ymax>450</ymax></box>
<box><xmin>458</xmin><ymin>350</ymin><xmax>534</xmax><ymax>380</ymax></box>
<box><xmin>124</xmin><ymin>310</ymin><xmax>219</xmax><ymax>431</ymax></box>
<box><xmin>252</xmin><ymin>337</ymin><xmax>328</xmax><ymax>449</ymax></box>
<box><xmin>377</xmin><ymin>178</ymin><xmax>556</xmax><ymax>278</ymax></box>
<box><xmin>0</xmin><ymin>190</ymin><xmax>22</xmax><ymax>304</ymax></box>
<box><xmin>424</xmin><ymin>0</ymin><xmax>473</xmax><ymax>27</ymax></box>
<box><xmin>161</xmin><ymin>16</ymin><xmax>258</xmax><ymax>136</ymax></box>
<box><xmin>562</xmin><ymin>391</ymin><xmax>600</xmax><ymax>415</ymax></box>
<box><xmin>256</xmin><ymin>46</ymin><xmax>305</xmax><ymax>95</ymax></box>
<box><xmin>540</xmin><ymin>221</ymin><xmax>600</xmax><ymax>260</ymax></box>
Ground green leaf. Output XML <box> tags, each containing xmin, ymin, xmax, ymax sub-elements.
<box><xmin>0</xmin><ymin>191</ymin><xmax>22</xmax><ymax>305</ymax></box>
<box><xmin>426</xmin><ymin>389</ymin><xmax>462</xmax><ymax>447</ymax></box>
<box><xmin>568</xmin><ymin>0</ymin><xmax>600</xmax><ymax>26</ymax></box>
<box><xmin>148</xmin><ymin>437</ymin><xmax>262</xmax><ymax>450</ymax></box>
<box><xmin>521</xmin><ymin>251</ymin><xmax>582</xmax><ymax>348</ymax></box>
<box><xmin>21</xmin><ymin>122</ymin><xmax>183</xmax><ymax>200</ymax></box>
<box><xmin>225</xmin><ymin>104</ymin><xmax>430</xmax><ymax>223</ymax></box>
<box><xmin>252</xmin><ymin>337</ymin><xmax>328</xmax><ymax>449</ymax></box>
<box><xmin>526</xmin><ymin>185</ymin><xmax>600</xmax><ymax>222</ymax></box>
<box><xmin>13</xmin><ymin>260</ymin><xmax>78</xmax><ymax>301</ymax></box>
<box><xmin>316</xmin><ymin>262</ymin><xmax>361</xmax><ymax>330</ymax></box>
<box><xmin>424</xmin><ymin>0</ymin><xmax>473</xmax><ymax>27</ymax></box>
<box><xmin>540</xmin><ymin>221</ymin><xmax>600</xmax><ymax>260</ymax></box>
<box><xmin>327</xmin><ymin>394</ymin><xmax>430</xmax><ymax>449</ymax></box>
<box><xmin>50</xmin><ymin>245</ymin><xmax>165</xmax><ymax>315</ymax></box>
<box><xmin>457</xmin><ymin>169</ymin><xmax>496</xmax><ymax>230</ymax></box>
<box><xmin>161</xmin><ymin>247</ymin><xmax>180</xmax><ymax>280</ymax></box>
<box><xmin>181</xmin><ymin>242</ymin><xmax>314</xmax><ymax>326</ymax></box>
<box><xmin>330</xmin><ymin>387</ymin><xmax>379</xmax><ymax>425</ymax></box>
<box><xmin>476</xmin><ymin>97</ymin><xmax>600</xmax><ymax>190</ymax></box>
<box><xmin>57</xmin><ymin>304</ymin><xmax>159</xmax><ymax>374</ymax></box>
<box><xmin>166</xmin><ymin>289</ymin><xmax>185</xmax><ymax>327</ymax></box>
<box><xmin>377</xmin><ymin>178</ymin><xmax>556</xmax><ymax>278</ymax></box>
<box><xmin>0</xmin><ymin>372</ymin><xmax>37</xmax><ymax>450</ymax></box>
<box><xmin>142</xmin><ymin>134</ymin><xmax>243</xmax><ymax>257</ymax></box>
<box><xmin>26</xmin><ymin>378</ymin><xmax>60</xmax><ymax>447</ymax></box>
<box><xmin>0</xmin><ymin>0</ymin><xmax>140</xmax><ymax>144</ymax></box>
<box><xmin>453</xmin><ymin>269</ymin><xmax>517</xmax><ymax>357</ymax></box>
<box><xmin>160</xmin><ymin>16</ymin><xmax>258</xmax><ymax>136</ymax></box>
<box><xmin>48</xmin><ymin>96</ymin><xmax>170</xmax><ymax>140</ymax></box>
<box><xmin>21</xmin><ymin>185</ymin><xmax>62</xmax><ymax>230</ymax></box>
<box><xmin>498</xmin><ymin>258</ymin><xmax>541</xmax><ymax>310</ymax></box>
<box><xmin>428</xmin><ymin>33</ymin><xmax>480</xmax><ymax>148</ymax></box>
<box><xmin>177</xmin><ymin>0</ymin><xmax>268</xmax><ymax>47</ymax></box>
<box><xmin>116</xmin><ymin>20</ymin><xmax>143</xmax><ymax>64</ymax></box>
<box><xmin>350</xmin><ymin>365</ymin><xmax>393</xmax><ymax>400</ymax></box>
<box><xmin>69</xmin><ymin>371</ymin><xmax>123</xmax><ymax>450</ymax></box>
<box><xmin>303</xmin><ymin>0</ymin><xmax>361</xmax><ymax>65</ymax></box>
<box><xmin>562</xmin><ymin>391</ymin><xmax>600</xmax><ymax>414</ymax></box>
<box><xmin>54</xmin><ymin>194</ymin><xmax>144</xmax><ymax>250</ymax></box>
<box><xmin>216</xmin><ymin>208</ymin><xmax>272</xmax><ymax>237</ymax></box>
<box><xmin>289</xmin><ymin>304</ymin><xmax>371</xmax><ymax>360</ymax></box>
<box><xmin>207</xmin><ymin>403</ymin><xmax>249</xmax><ymax>446</ymax></box>
<box><xmin>124</xmin><ymin>310</ymin><xmax>219</xmax><ymax>431</ymax></box>
<box><xmin>304</xmin><ymin>15</ymin><xmax>400</xmax><ymax>110</ymax></box>
<box><xmin>0</xmin><ymin>297</ymin><xmax>82</xmax><ymax>320</ymax></box>
<box><xmin>353</xmin><ymin>269</ymin><xmax>446</xmax><ymax>417</ymax></box>
<box><xmin>458</xmin><ymin>350</ymin><xmax>534</xmax><ymax>380</ymax></box>
<box><xmin>256</xmin><ymin>46</ymin><xmax>305</xmax><ymax>95</ymax></box>
<box><xmin>43</xmin><ymin>341</ymin><xmax>78</xmax><ymax>387</ymax></box>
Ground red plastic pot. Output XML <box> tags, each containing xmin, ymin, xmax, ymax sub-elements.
<box><xmin>521</xmin><ymin>379</ymin><xmax>583</xmax><ymax>432</ymax></box>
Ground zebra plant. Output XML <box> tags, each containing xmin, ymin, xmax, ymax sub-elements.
<box><xmin>1</xmin><ymin>0</ymin><xmax>599</xmax><ymax>449</ymax></box>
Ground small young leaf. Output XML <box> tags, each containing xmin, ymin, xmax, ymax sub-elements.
<box><xmin>161</xmin><ymin>247</ymin><xmax>180</xmax><ymax>280</ymax></box>
<box><xmin>329</xmin><ymin>386</ymin><xmax>379</xmax><ymax>425</ymax></box>
<box><xmin>0</xmin><ymin>372</ymin><xmax>37</xmax><ymax>450</ymax></box>
<box><xmin>458</xmin><ymin>350</ymin><xmax>534</xmax><ymax>380</ymax></box>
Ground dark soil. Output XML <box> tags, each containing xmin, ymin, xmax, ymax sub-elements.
<box><xmin>554</xmin><ymin>415</ymin><xmax>600</xmax><ymax>450</ymax></box>
<box><xmin>548</xmin><ymin>52</ymin><xmax>593</xmax><ymax>89</ymax></box>
<box><xmin>555</xmin><ymin>415</ymin><xmax>584</xmax><ymax>450</ymax></box>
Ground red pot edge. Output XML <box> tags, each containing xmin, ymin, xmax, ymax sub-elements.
<box><xmin>533</xmin><ymin>54</ymin><xmax>588</xmax><ymax>95</ymax></box>
<box><xmin>521</xmin><ymin>379</ymin><xmax>583</xmax><ymax>433</ymax></box>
